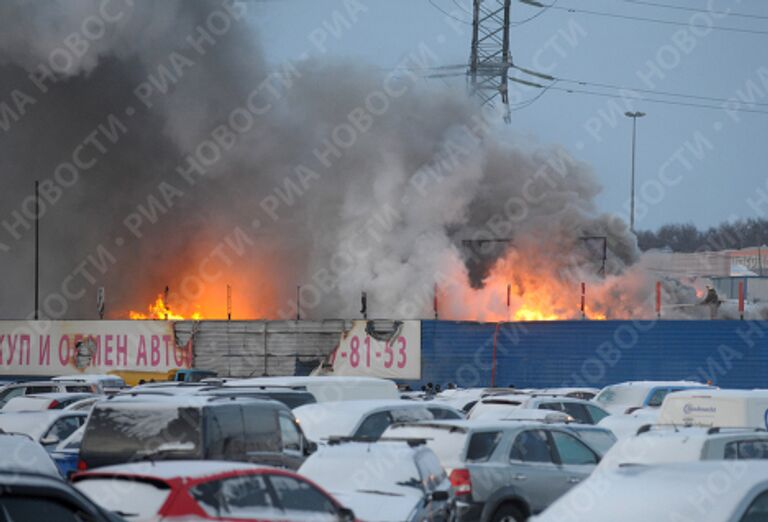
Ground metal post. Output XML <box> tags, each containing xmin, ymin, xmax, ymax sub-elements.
<box><xmin>226</xmin><ymin>284</ymin><xmax>232</xmax><ymax>320</ymax></box>
<box><xmin>625</xmin><ymin>111</ymin><xmax>645</xmax><ymax>232</ymax></box>
<box><xmin>34</xmin><ymin>180</ymin><xmax>39</xmax><ymax>320</ymax></box>
<box><xmin>296</xmin><ymin>285</ymin><xmax>301</xmax><ymax>321</ymax></box>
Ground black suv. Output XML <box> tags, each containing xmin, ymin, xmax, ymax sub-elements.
<box><xmin>79</xmin><ymin>395</ymin><xmax>315</xmax><ymax>471</ymax></box>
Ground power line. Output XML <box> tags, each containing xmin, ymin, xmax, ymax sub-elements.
<box><xmin>553</xmin><ymin>76</ymin><xmax>768</xmax><ymax>109</ymax></box>
<box><xmin>426</xmin><ymin>0</ymin><xmax>472</xmax><ymax>24</ymax></box>
<box><xmin>546</xmin><ymin>84</ymin><xmax>768</xmax><ymax>115</ymax></box>
<box><xmin>550</xmin><ymin>5</ymin><xmax>768</xmax><ymax>35</ymax></box>
<box><xmin>512</xmin><ymin>0</ymin><xmax>560</xmax><ymax>25</ymax></box>
<box><xmin>621</xmin><ymin>0</ymin><xmax>768</xmax><ymax>21</ymax></box>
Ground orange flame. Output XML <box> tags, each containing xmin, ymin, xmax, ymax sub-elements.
<box><xmin>129</xmin><ymin>294</ymin><xmax>202</xmax><ymax>321</ymax></box>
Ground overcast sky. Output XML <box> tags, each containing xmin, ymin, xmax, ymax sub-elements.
<box><xmin>253</xmin><ymin>0</ymin><xmax>768</xmax><ymax>231</ymax></box>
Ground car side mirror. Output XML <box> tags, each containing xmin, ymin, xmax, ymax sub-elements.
<box><xmin>430</xmin><ymin>490</ymin><xmax>450</xmax><ymax>502</ymax></box>
<box><xmin>304</xmin><ymin>440</ymin><xmax>318</xmax><ymax>456</ymax></box>
<box><xmin>338</xmin><ymin>507</ymin><xmax>356</xmax><ymax>522</ymax></box>
<box><xmin>41</xmin><ymin>434</ymin><xmax>60</xmax><ymax>446</ymax></box>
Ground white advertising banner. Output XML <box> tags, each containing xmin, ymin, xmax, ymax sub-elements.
<box><xmin>0</xmin><ymin>320</ymin><xmax>190</xmax><ymax>376</ymax></box>
<box><xmin>329</xmin><ymin>320</ymin><xmax>421</xmax><ymax>379</ymax></box>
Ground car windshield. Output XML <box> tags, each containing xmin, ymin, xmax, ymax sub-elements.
<box><xmin>594</xmin><ymin>386</ymin><xmax>648</xmax><ymax>408</ymax></box>
<box><xmin>81</xmin><ymin>405</ymin><xmax>202</xmax><ymax>460</ymax></box>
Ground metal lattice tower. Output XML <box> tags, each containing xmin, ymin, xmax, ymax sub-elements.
<box><xmin>469</xmin><ymin>0</ymin><xmax>512</xmax><ymax>123</ymax></box>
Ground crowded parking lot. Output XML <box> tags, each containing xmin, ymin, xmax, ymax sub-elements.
<box><xmin>2</xmin><ymin>375</ymin><xmax>768</xmax><ymax>521</ymax></box>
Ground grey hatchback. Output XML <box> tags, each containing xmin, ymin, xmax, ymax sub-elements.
<box><xmin>385</xmin><ymin>420</ymin><xmax>600</xmax><ymax>522</ymax></box>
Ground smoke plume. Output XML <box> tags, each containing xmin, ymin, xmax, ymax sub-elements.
<box><xmin>0</xmin><ymin>0</ymin><xmax>692</xmax><ymax>321</ymax></box>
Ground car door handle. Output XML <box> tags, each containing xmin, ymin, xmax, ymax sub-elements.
<box><xmin>567</xmin><ymin>477</ymin><xmax>581</xmax><ymax>484</ymax></box>
<box><xmin>513</xmin><ymin>474</ymin><xmax>527</xmax><ymax>481</ymax></box>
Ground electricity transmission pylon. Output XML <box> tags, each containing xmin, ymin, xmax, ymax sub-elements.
<box><xmin>468</xmin><ymin>0</ymin><xmax>512</xmax><ymax>123</ymax></box>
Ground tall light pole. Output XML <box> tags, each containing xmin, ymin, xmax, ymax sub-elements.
<box><xmin>625</xmin><ymin>111</ymin><xmax>645</xmax><ymax>232</ymax></box>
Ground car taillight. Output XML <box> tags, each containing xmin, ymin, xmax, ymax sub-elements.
<box><xmin>449</xmin><ymin>469</ymin><xmax>472</xmax><ymax>496</ymax></box>
<box><xmin>48</xmin><ymin>400</ymin><xmax>60</xmax><ymax>409</ymax></box>
<box><xmin>77</xmin><ymin>459</ymin><xmax>88</xmax><ymax>471</ymax></box>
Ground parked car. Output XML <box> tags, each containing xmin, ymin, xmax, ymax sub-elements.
<box><xmin>469</xmin><ymin>395</ymin><xmax>610</xmax><ymax>425</ymax></box>
<box><xmin>2</xmin><ymin>392</ymin><xmax>98</xmax><ymax>412</ymax></box>
<box><xmin>300</xmin><ymin>440</ymin><xmax>453</xmax><ymax>522</ymax></box>
<box><xmin>597</xmin><ymin>407</ymin><xmax>660</xmax><ymax>440</ymax></box>
<box><xmin>657</xmin><ymin>388</ymin><xmax>768</xmax><ymax>429</ymax></box>
<box><xmin>293</xmin><ymin>400</ymin><xmax>459</xmax><ymax>442</ymax></box>
<box><xmin>0</xmin><ymin>410</ymin><xmax>87</xmax><ymax>448</ymax></box>
<box><xmin>63</xmin><ymin>396</ymin><xmax>103</xmax><ymax>411</ymax></box>
<box><xmin>79</xmin><ymin>395</ymin><xmax>315</xmax><ymax>471</ymax></box>
<box><xmin>0</xmin><ymin>380</ymin><xmax>98</xmax><ymax>407</ymax></box>
<box><xmin>53</xmin><ymin>374</ymin><xmax>126</xmax><ymax>394</ymax></box>
<box><xmin>73</xmin><ymin>461</ymin><xmax>354</xmax><ymax>522</ymax></box>
<box><xmin>0</xmin><ymin>471</ymin><xmax>123</xmax><ymax>521</ymax></box>
<box><xmin>433</xmin><ymin>388</ymin><xmax>523</xmax><ymax>414</ymax></box>
<box><xmin>384</xmin><ymin>419</ymin><xmax>601</xmax><ymax>521</ymax></box>
<box><xmin>0</xmin><ymin>433</ymin><xmax>60</xmax><ymax>477</ymax></box>
<box><xmin>223</xmin><ymin>376</ymin><xmax>400</xmax><ymax>402</ymax></box>
<box><xmin>201</xmin><ymin>386</ymin><xmax>318</xmax><ymax>409</ymax></box>
<box><xmin>532</xmin><ymin>461</ymin><xmax>768</xmax><ymax>522</ymax></box>
<box><xmin>527</xmin><ymin>388</ymin><xmax>601</xmax><ymax>401</ymax></box>
<box><xmin>597</xmin><ymin>426</ymin><xmax>768</xmax><ymax>470</ymax></box>
<box><xmin>592</xmin><ymin>380</ymin><xmax>711</xmax><ymax>415</ymax></box>
<box><xmin>51</xmin><ymin>425</ymin><xmax>85</xmax><ymax>478</ymax></box>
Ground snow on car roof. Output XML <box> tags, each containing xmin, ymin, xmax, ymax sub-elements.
<box><xmin>0</xmin><ymin>433</ymin><xmax>60</xmax><ymax>477</ymax></box>
<box><xmin>534</xmin><ymin>461</ymin><xmax>768</xmax><ymax>522</ymax></box>
<box><xmin>300</xmin><ymin>441</ymin><xmax>424</xmax><ymax>498</ymax></box>
<box><xmin>100</xmin><ymin>394</ymin><xmax>262</xmax><ymax>408</ymax></box>
<box><xmin>225</xmin><ymin>376</ymin><xmax>394</xmax><ymax>386</ymax></box>
<box><xmin>77</xmin><ymin>460</ymin><xmax>268</xmax><ymax>480</ymax></box>
<box><xmin>388</xmin><ymin>418</ymin><xmax>550</xmax><ymax>432</ymax></box>
<box><xmin>0</xmin><ymin>411</ymin><xmax>83</xmax><ymax>440</ymax></box>
<box><xmin>598</xmin><ymin>380</ymin><xmax>707</xmax><ymax>389</ymax></box>
<box><xmin>294</xmin><ymin>400</ymin><xmax>431</xmax><ymax>440</ymax></box>
<box><xmin>53</xmin><ymin>374</ymin><xmax>123</xmax><ymax>383</ymax></box>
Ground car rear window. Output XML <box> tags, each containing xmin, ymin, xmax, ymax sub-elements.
<box><xmin>74</xmin><ymin>478</ymin><xmax>171</xmax><ymax>519</ymax></box>
<box><xmin>725</xmin><ymin>440</ymin><xmax>768</xmax><ymax>459</ymax></box>
<box><xmin>466</xmin><ymin>431</ymin><xmax>502</xmax><ymax>462</ymax></box>
<box><xmin>82</xmin><ymin>405</ymin><xmax>202</xmax><ymax>461</ymax></box>
<box><xmin>191</xmin><ymin>474</ymin><xmax>278</xmax><ymax>517</ymax></box>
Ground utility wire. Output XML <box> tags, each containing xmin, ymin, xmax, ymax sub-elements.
<box><xmin>621</xmin><ymin>0</ymin><xmax>768</xmax><ymax>21</ymax></box>
<box><xmin>512</xmin><ymin>0</ymin><xmax>560</xmax><ymax>25</ymax></box>
<box><xmin>549</xmin><ymin>5</ymin><xmax>768</xmax><ymax>35</ymax></box>
<box><xmin>427</xmin><ymin>0</ymin><xmax>472</xmax><ymax>24</ymax></box>
<box><xmin>546</xmin><ymin>85</ymin><xmax>768</xmax><ymax>115</ymax></box>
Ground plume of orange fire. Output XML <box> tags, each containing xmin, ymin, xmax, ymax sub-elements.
<box><xmin>129</xmin><ymin>294</ymin><xmax>202</xmax><ymax>321</ymax></box>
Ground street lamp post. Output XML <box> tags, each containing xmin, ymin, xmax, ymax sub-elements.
<box><xmin>625</xmin><ymin>111</ymin><xmax>645</xmax><ymax>232</ymax></box>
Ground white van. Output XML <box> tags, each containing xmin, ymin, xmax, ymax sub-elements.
<box><xmin>221</xmin><ymin>376</ymin><xmax>399</xmax><ymax>402</ymax></box>
<box><xmin>658</xmin><ymin>389</ymin><xmax>768</xmax><ymax>429</ymax></box>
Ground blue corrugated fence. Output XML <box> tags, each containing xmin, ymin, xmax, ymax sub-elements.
<box><xmin>415</xmin><ymin>320</ymin><xmax>768</xmax><ymax>389</ymax></box>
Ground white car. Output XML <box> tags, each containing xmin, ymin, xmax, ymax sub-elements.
<box><xmin>293</xmin><ymin>400</ymin><xmax>460</xmax><ymax>442</ymax></box>
<box><xmin>300</xmin><ymin>440</ymin><xmax>453</xmax><ymax>522</ymax></box>
<box><xmin>597</xmin><ymin>407</ymin><xmax>660</xmax><ymax>440</ymax></box>
<box><xmin>0</xmin><ymin>433</ymin><xmax>60</xmax><ymax>477</ymax></box>
<box><xmin>597</xmin><ymin>426</ymin><xmax>768</xmax><ymax>470</ymax></box>
<box><xmin>592</xmin><ymin>380</ymin><xmax>711</xmax><ymax>415</ymax></box>
<box><xmin>468</xmin><ymin>395</ymin><xmax>610</xmax><ymax>424</ymax></box>
<box><xmin>431</xmin><ymin>387</ymin><xmax>520</xmax><ymax>413</ymax></box>
<box><xmin>53</xmin><ymin>374</ymin><xmax>126</xmax><ymax>393</ymax></box>
<box><xmin>2</xmin><ymin>392</ymin><xmax>98</xmax><ymax>412</ymax></box>
<box><xmin>0</xmin><ymin>410</ymin><xmax>87</xmax><ymax>447</ymax></box>
<box><xmin>223</xmin><ymin>376</ymin><xmax>399</xmax><ymax>402</ymax></box>
<box><xmin>533</xmin><ymin>461</ymin><xmax>768</xmax><ymax>522</ymax></box>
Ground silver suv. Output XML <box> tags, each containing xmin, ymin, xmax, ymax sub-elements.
<box><xmin>384</xmin><ymin>420</ymin><xmax>600</xmax><ymax>521</ymax></box>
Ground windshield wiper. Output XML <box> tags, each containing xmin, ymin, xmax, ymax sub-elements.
<box><xmin>355</xmin><ymin>489</ymin><xmax>403</xmax><ymax>496</ymax></box>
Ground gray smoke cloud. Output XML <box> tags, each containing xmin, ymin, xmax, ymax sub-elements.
<box><xmin>0</xmin><ymin>0</ymin><xmax>668</xmax><ymax>322</ymax></box>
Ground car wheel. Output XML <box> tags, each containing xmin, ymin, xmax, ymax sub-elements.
<box><xmin>491</xmin><ymin>503</ymin><xmax>525</xmax><ymax>522</ymax></box>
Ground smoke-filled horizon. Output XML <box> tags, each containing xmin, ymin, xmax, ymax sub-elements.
<box><xmin>0</xmin><ymin>0</ymin><xmax>715</xmax><ymax>322</ymax></box>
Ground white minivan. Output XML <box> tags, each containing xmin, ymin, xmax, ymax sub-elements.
<box><xmin>658</xmin><ymin>389</ymin><xmax>768</xmax><ymax>429</ymax></box>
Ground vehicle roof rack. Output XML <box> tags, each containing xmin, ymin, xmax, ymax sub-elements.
<box><xmin>325</xmin><ymin>436</ymin><xmax>429</xmax><ymax>447</ymax></box>
<box><xmin>707</xmin><ymin>427</ymin><xmax>767</xmax><ymax>434</ymax></box>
